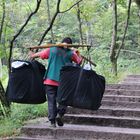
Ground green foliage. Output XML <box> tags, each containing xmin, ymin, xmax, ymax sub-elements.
<box><xmin>10</xmin><ymin>103</ymin><xmax>47</xmax><ymax>121</ymax></box>
<box><xmin>55</xmin><ymin>13</ymin><xmax>79</xmax><ymax>41</ymax></box>
<box><xmin>0</xmin><ymin>103</ymin><xmax>47</xmax><ymax>137</ymax></box>
<box><xmin>88</xmin><ymin>47</ymin><xmax>140</xmax><ymax>84</ymax></box>
<box><xmin>0</xmin><ymin>65</ymin><xmax>8</xmax><ymax>89</ymax></box>
<box><xmin>0</xmin><ymin>45</ymin><xmax>5</xmax><ymax>58</ymax></box>
<box><xmin>0</xmin><ymin>118</ymin><xmax>20</xmax><ymax>137</ymax></box>
<box><xmin>0</xmin><ymin>0</ymin><xmax>140</xmax><ymax>138</ymax></box>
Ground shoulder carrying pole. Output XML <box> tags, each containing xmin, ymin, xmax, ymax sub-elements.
<box><xmin>27</xmin><ymin>43</ymin><xmax>91</xmax><ymax>49</ymax></box>
<box><xmin>27</xmin><ymin>44</ymin><xmax>96</xmax><ymax>67</ymax></box>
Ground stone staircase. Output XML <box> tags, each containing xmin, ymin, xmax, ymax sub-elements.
<box><xmin>8</xmin><ymin>75</ymin><xmax>140</xmax><ymax>140</ymax></box>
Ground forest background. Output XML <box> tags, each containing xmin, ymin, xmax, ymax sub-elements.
<box><xmin>0</xmin><ymin>0</ymin><xmax>140</xmax><ymax>138</ymax></box>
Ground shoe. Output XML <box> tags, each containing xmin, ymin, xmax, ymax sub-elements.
<box><xmin>49</xmin><ymin>120</ymin><xmax>56</xmax><ymax>128</ymax></box>
<box><xmin>56</xmin><ymin>114</ymin><xmax>64</xmax><ymax>126</ymax></box>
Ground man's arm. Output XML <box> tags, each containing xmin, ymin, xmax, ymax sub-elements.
<box><xmin>29</xmin><ymin>48</ymin><xmax>50</xmax><ymax>59</ymax></box>
<box><xmin>71</xmin><ymin>49</ymin><xmax>83</xmax><ymax>64</ymax></box>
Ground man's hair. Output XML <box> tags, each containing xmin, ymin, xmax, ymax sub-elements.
<box><xmin>61</xmin><ymin>37</ymin><xmax>72</xmax><ymax>44</ymax></box>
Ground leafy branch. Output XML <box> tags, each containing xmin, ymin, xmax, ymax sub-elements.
<box><xmin>59</xmin><ymin>0</ymin><xmax>83</xmax><ymax>13</ymax></box>
<box><xmin>39</xmin><ymin>0</ymin><xmax>83</xmax><ymax>45</ymax></box>
<box><xmin>8</xmin><ymin>0</ymin><xmax>42</xmax><ymax>72</ymax></box>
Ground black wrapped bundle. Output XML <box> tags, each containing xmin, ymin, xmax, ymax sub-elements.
<box><xmin>6</xmin><ymin>60</ymin><xmax>46</xmax><ymax>104</ymax></box>
<box><xmin>57</xmin><ymin>65</ymin><xmax>105</xmax><ymax>110</ymax></box>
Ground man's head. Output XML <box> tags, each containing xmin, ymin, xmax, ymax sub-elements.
<box><xmin>61</xmin><ymin>37</ymin><xmax>72</xmax><ymax>44</ymax></box>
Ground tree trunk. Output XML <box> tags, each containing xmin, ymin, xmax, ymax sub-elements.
<box><xmin>110</xmin><ymin>0</ymin><xmax>118</xmax><ymax>75</ymax></box>
<box><xmin>0</xmin><ymin>0</ymin><xmax>8</xmax><ymax>66</ymax></box>
<box><xmin>46</xmin><ymin>0</ymin><xmax>54</xmax><ymax>43</ymax></box>
<box><xmin>115</xmin><ymin>0</ymin><xmax>132</xmax><ymax>59</ymax></box>
<box><xmin>0</xmin><ymin>80</ymin><xmax>10</xmax><ymax>116</ymax></box>
<box><xmin>86</xmin><ymin>22</ymin><xmax>94</xmax><ymax>46</ymax></box>
<box><xmin>0</xmin><ymin>81</ymin><xmax>9</xmax><ymax>107</ymax></box>
<box><xmin>111</xmin><ymin>58</ymin><xmax>117</xmax><ymax>76</ymax></box>
<box><xmin>110</xmin><ymin>0</ymin><xmax>132</xmax><ymax>75</ymax></box>
<box><xmin>138</xmin><ymin>9</ymin><xmax>140</xmax><ymax>48</ymax></box>
<box><xmin>0</xmin><ymin>0</ymin><xmax>10</xmax><ymax>115</ymax></box>
<box><xmin>0</xmin><ymin>0</ymin><xmax>5</xmax><ymax>40</ymax></box>
<box><xmin>77</xmin><ymin>3</ymin><xmax>84</xmax><ymax>44</ymax></box>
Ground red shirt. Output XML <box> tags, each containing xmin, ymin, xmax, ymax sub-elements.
<box><xmin>39</xmin><ymin>48</ymin><xmax>82</xmax><ymax>86</ymax></box>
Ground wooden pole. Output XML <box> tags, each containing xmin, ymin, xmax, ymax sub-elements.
<box><xmin>81</xmin><ymin>55</ymin><xmax>96</xmax><ymax>67</ymax></box>
<box><xmin>27</xmin><ymin>43</ymin><xmax>91</xmax><ymax>49</ymax></box>
<box><xmin>27</xmin><ymin>43</ymin><xmax>96</xmax><ymax>67</ymax></box>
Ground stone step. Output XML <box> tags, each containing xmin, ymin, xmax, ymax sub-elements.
<box><xmin>66</xmin><ymin>107</ymin><xmax>140</xmax><ymax>117</ymax></box>
<box><xmin>6</xmin><ymin>136</ymin><xmax>62</xmax><ymax>140</ymax></box>
<box><xmin>103</xmin><ymin>95</ymin><xmax>140</xmax><ymax>102</ymax></box>
<box><xmin>124</xmin><ymin>76</ymin><xmax>140</xmax><ymax>79</ymax></box>
<box><xmin>124</xmin><ymin>76</ymin><xmax>140</xmax><ymax>80</ymax></box>
<box><xmin>126</xmin><ymin>75</ymin><xmax>140</xmax><ymax>78</ymax></box>
<box><xmin>20</xmin><ymin>123</ymin><xmax>140</xmax><ymax>140</ymax></box>
<box><xmin>64</xmin><ymin>114</ymin><xmax>140</xmax><ymax>128</ymax></box>
<box><xmin>7</xmin><ymin>136</ymin><xmax>99</xmax><ymax>140</ymax></box>
<box><xmin>5</xmin><ymin>137</ymin><xmax>44</xmax><ymax>140</ymax></box>
<box><xmin>105</xmin><ymin>89</ymin><xmax>140</xmax><ymax>96</ymax></box>
<box><xmin>120</xmin><ymin>82</ymin><xmax>140</xmax><ymax>85</ymax></box>
<box><xmin>101</xmin><ymin>100</ymin><xmax>140</xmax><ymax>108</ymax></box>
<box><xmin>122</xmin><ymin>78</ymin><xmax>140</xmax><ymax>82</ymax></box>
<box><xmin>106</xmin><ymin>84</ymin><xmax>140</xmax><ymax>90</ymax></box>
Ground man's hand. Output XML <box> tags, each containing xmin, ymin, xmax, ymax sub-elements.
<box><xmin>72</xmin><ymin>48</ymin><xmax>80</xmax><ymax>55</ymax></box>
<box><xmin>29</xmin><ymin>51</ymin><xmax>35</xmax><ymax>58</ymax></box>
<box><xmin>61</xmin><ymin>43</ymin><xmax>68</xmax><ymax>48</ymax></box>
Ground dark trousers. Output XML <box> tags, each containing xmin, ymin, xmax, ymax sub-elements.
<box><xmin>45</xmin><ymin>85</ymin><xmax>67</xmax><ymax>121</ymax></box>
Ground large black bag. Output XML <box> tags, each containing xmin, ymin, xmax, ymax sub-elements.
<box><xmin>6</xmin><ymin>60</ymin><xmax>46</xmax><ymax>104</ymax></box>
<box><xmin>57</xmin><ymin>65</ymin><xmax>105</xmax><ymax>110</ymax></box>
